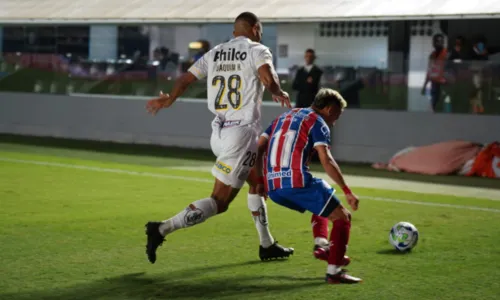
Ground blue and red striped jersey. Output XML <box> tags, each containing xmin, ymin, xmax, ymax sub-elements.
<box><xmin>262</xmin><ymin>108</ymin><xmax>331</xmax><ymax>191</ymax></box>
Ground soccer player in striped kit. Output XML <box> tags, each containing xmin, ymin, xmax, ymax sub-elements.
<box><xmin>255</xmin><ymin>88</ymin><xmax>362</xmax><ymax>284</ymax></box>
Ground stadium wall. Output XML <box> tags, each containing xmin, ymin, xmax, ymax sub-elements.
<box><xmin>1</xmin><ymin>93</ymin><xmax>499</xmax><ymax>163</ymax></box>
<box><xmin>275</xmin><ymin>23</ymin><xmax>389</xmax><ymax>70</ymax></box>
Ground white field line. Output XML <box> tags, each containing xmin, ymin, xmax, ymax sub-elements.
<box><xmin>1</xmin><ymin>157</ymin><xmax>500</xmax><ymax>214</ymax></box>
<box><xmin>170</xmin><ymin>165</ymin><xmax>500</xmax><ymax>201</ymax></box>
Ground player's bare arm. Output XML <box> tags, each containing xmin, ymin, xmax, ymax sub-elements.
<box><xmin>256</xmin><ymin>135</ymin><xmax>269</xmax><ymax>178</ymax></box>
<box><xmin>315</xmin><ymin>145</ymin><xmax>359</xmax><ymax>211</ymax></box>
<box><xmin>146</xmin><ymin>72</ymin><xmax>198</xmax><ymax>115</ymax></box>
<box><xmin>254</xmin><ymin>135</ymin><xmax>269</xmax><ymax>198</ymax></box>
<box><xmin>421</xmin><ymin>58</ymin><xmax>432</xmax><ymax>95</ymax></box>
<box><xmin>257</xmin><ymin>64</ymin><xmax>291</xmax><ymax>108</ymax></box>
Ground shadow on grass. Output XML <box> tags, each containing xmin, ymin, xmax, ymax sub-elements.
<box><xmin>1</xmin><ymin>261</ymin><xmax>322</xmax><ymax>300</ymax></box>
<box><xmin>376</xmin><ymin>248</ymin><xmax>414</xmax><ymax>255</ymax></box>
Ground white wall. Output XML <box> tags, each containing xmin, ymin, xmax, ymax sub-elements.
<box><xmin>276</xmin><ymin>23</ymin><xmax>317</xmax><ymax>70</ymax></box>
<box><xmin>151</xmin><ymin>24</ymin><xmax>277</xmax><ymax>62</ymax></box>
<box><xmin>200</xmin><ymin>24</ymin><xmax>233</xmax><ymax>48</ymax></box>
<box><xmin>89</xmin><ymin>25</ymin><xmax>118</xmax><ymax>60</ymax></box>
<box><xmin>173</xmin><ymin>25</ymin><xmax>202</xmax><ymax>59</ymax></box>
<box><xmin>149</xmin><ymin>25</ymin><xmax>177</xmax><ymax>59</ymax></box>
<box><xmin>276</xmin><ymin>23</ymin><xmax>389</xmax><ymax>71</ymax></box>
<box><xmin>315</xmin><ymin>37</ymin><xmax>388</xmax><ymax>68</ymax></box>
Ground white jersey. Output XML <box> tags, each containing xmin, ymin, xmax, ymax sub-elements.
<box><xmin>188</xmin><ymin>36</ymin><xmax>274</xmax><ymax>127</ymax></box>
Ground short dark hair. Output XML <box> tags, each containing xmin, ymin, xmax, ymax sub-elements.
<box><xmin>313</xmin><ymin>88</ymin><xmax>347</xmax><ymax>110</ymax></box>
<box><xmin>305</xmin><ymin>48</ymin><xmax>315</xmax><ymax>55</ymax></box>
<box><xmin>235</xmin><ymin>12</ymin><xmax>260</xmax><ymax>27</ymax></box>
<box><xmin>433</xmin><ymin>33</ymin><xmax>444</xmax><ymax>41</ymax></box>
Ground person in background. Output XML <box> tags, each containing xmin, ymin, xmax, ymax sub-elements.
<box><xmin>292</xmin><ymin>49</ymin><xmax>323</xmax><ymax>108</ymax></box>
<box><xmin>421</xmin><ymin>34</ymin><xmax>448</xmax><ymax>112</ymax></box>
<box><xmin>471</xmin><ymin>36</ymin><xmax>489</xmax><ymax>61</ymax></box>
<box><xmin>448</xmin><ymin>36</ymin><xmax>469</xmax><ymax>62</ymax></box>
<box><xmin>470</xmin><ymin>36</ymin><xmax>489</xmax><ymax>114</ymax></box>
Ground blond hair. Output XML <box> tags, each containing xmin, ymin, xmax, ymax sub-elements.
<box><xmin>314</xmin><ymin>88</ymin><xmax>348</xmax><ymax>110</ymax></box>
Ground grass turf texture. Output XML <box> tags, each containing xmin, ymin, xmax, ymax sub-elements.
<box><xmin>1</xmin><ymin>142</ymin><xmax>500</xmax><ymax>299</ymax></box>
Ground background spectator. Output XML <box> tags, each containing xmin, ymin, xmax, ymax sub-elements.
<box><xmin>471</xmin><ymin>36</ymin><xmax>489</xmax><ymax>61</ymax></box>
<box><xmin>470</xmin><ymin>36</ymin><xmax>489</xmax><ymax>113</ymax></box>
<box><xmin>421</xmin><ymin>34</ymin><xmax>448</xmax><ymax>112</ymax></box>
<box><xmin>292</xmin><ymin>49</ymin><xmax>323</xmax><ymax>108</ymax></box>
<box><xmin>449</xmin><ymin>36</ymin><xmax>469</xmax><ymax>62</ymax></box>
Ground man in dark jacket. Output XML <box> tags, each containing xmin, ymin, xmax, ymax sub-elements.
<box><xmin>292</xmin><ymin>49</ymin><xmax>323</xmax><ymax>108</ymax></box>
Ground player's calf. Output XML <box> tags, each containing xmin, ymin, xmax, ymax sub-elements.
<box><xmin>145</xmin><ymin>179</ymin><xmax>239</xmax><ymax>264</ymax></box>
<box><xmin>247</xmin><ymin>171</ymin><xmax>294</xmax><ymax>261</ymax></box>
<box><xmin>324</xmin><ymin>204</ymin><xmax>361</xmax><ymax>283</ymax></box>
<box><xmin>248</xmin><ymin>192</ymin><xmax>295</xmax><ymax>261</ymax></box>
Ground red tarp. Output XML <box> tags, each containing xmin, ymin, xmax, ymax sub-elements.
<box><xmin>372</xmin><ymin>140</ymin><xmax>500</xmax><ymax>178</ymax></box>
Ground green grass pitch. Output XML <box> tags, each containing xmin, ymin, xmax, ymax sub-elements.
<box><xmin>1</xmin><ymin>144</ymin><xmax>499</xmax><ymax>300</ymax></box>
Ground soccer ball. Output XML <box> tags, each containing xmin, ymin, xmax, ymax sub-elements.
<box><xmin>389</xmin><ymin>222</ymin><xmax>419</xmax><ymax>252</ymax></box>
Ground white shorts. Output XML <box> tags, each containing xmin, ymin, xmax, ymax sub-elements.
<box><xmin>210</xmin><ymin>119</ymin><xmax>260</xmax><ymax>189</ymax></box>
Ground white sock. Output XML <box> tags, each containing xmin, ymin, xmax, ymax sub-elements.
<box><xmin>248</xmin><ymin>194</ymin><xmax>275</xmax><ymax>248</ymax></box>
<box><xmin>315</xmin><ymin>237</ymin><xmax>329</xmax><ymax>248</ymax></box>
<box><xmin>327</xmin><ymin>264</ymin><xmax>342</xmax><ymax>275</ymax></box>
<box><xmin>159</xmin><ymin>198</ymin><xmax>218</xmax><ymax>236</ymax></box>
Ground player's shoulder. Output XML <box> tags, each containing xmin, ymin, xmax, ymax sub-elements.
<box><xmin>248</xmin><ymin>42</ymin><xmax>270</xmax><ymax>54</ymax></box>
<box><xmin>305</xmin><ymin>109</ymin><xmax>329</xmax><ymax>128</ymax></box>
<box><xmin>207</xmin><ymin>42</ymin><xmax>225</xmax><ymax>54</ymax></box>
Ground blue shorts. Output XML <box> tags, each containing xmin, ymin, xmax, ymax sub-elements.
<box><xmin>268</xmin><ymin>178</ymin><xmax>340</xmax><ymax>217</ymax></box>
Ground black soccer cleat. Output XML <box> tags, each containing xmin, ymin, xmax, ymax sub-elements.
<box><xmin>145</xmin><ymin>222</ymin><xmax>165</xmax><ymax>264</ymax></box>
<box><xmin>259</xmin><ymin>241</ymin><xmax>294</xmax><ymax>261</ymax></box>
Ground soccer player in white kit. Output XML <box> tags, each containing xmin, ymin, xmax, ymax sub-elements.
<box><xmin>144</xmin><ymin>12</ymin><xmax>294</xmax><ymax>263</ymax></box>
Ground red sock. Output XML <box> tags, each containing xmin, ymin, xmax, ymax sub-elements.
<box><xmin>328</xmin><ymin>219</ymin><xmax>351</xmax><ymax>265</ymax></box>
<box><xmin>311</xmin><ymin>214</ymin><xmax>329</xmax><ymax>240</ymax></box>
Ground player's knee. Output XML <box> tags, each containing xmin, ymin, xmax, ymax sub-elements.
<box><xmin>344</xmin><ymin>210</ymin><xmax>352</xmax><ymax>222</ymax></box>
<box><xmin>211</xmin><ymin>195</ymin><xmax>231</xmax><ymax>213</ymax></box>
<box><xmin>328</xmin><ymin>205</ymin><xmax>351</xmax><ymax>222</ymax></box>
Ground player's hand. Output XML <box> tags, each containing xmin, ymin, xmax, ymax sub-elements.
<box><xmin>146</xmin><ymin>91</ymin><xmax>172</xmax><ymax>116</ymax></box>
<box><xmin>256</xmin><ymin>184</ymin><xmax>267</xmax><ymax>200</ymax></box>
<box><xmin>345</xmin><ymin>193</ymin><xmax>359</xmax><ymax>211</ymax></box>
<box><xmin>273</xmin><ymin>91</ymin><xmax>291</xmax><ymax>108</ymax></box>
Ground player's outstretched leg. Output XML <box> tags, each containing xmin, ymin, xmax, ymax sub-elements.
<box><xmin>145</xmin><ymin>179</ymin><xmax>238</xmax><ymax>264</ymax></box>
<box><xmin>247</xmin><ymin>175</ymin><xmax>294</xmax><ymax>261</ymax></box>
<box><xmin>311</xmin><ymin>214</ymin><xmax>329</xmax><ymax>261</ymax></box>
<box><xmin>325</xmin><ymin>205</ymin><xmax>361</xmax><ymax>284</ymax></box>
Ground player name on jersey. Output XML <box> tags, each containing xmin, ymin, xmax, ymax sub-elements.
<box><xmin>216</xmin><ymin>63</ymin><xmax>242</xmax><ymax>72</ymax></box>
